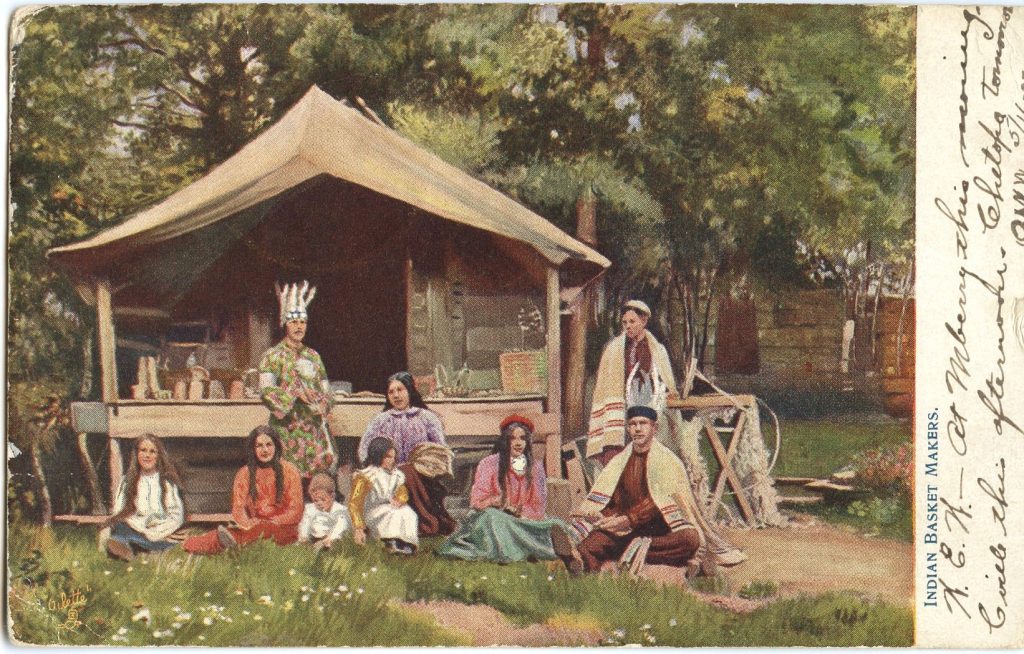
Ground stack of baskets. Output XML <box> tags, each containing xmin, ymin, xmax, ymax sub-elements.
<box><xmin>499</xmin><ymin>350</ymin><xmax>547</xmax><ymax>394</ymax></box>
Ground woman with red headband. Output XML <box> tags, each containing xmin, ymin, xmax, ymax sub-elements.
<box><xmin>437</xmin><ymin>414</ymin><xmax>578</xmax><ymax>564</ymax></box>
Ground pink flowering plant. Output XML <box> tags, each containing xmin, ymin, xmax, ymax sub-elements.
<box><xmin>849</xmin><ymin>443</ymin><xmax>912</xmax><ymax>498</ymax></box>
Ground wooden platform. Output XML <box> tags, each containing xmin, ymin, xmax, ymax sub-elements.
<box><xmin>72</xmin><ymin>395</ymin><xmax>550</xmax><ymax>439</ymax></box>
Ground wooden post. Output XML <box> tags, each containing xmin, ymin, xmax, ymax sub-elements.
<box><xmin>77</xmin><ymin>433</ymin><xmax>107</xmax><ymax>515</ymax></box>
<box><xmin>97</xmin><ymin>278</ymin><xmax>121</xmax><ymax>509</ymax></box>
<box><xmin>545</xmin><ymin>266</ymin><xmax>561</xmax><ymax>417</ymax></box>
<box><xmin>563</xmin><ymin>187</ymin><xmax>598</xmax><ymax>440</ymax></box>
<box><xmin>95</xmin><ymin>278</ymin><xmax>119</xmax><ymax>403</ymax></box>
<box><xmin>109</xmin><ymin>437</ymin><xmax>123</xmax><ymax>509</ymax></box>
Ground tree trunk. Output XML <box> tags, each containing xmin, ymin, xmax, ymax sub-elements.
<box><xmin>562</xmin><ymin>187</ymin><xmax>598</xmax><ymax>440</ymax></box>
<box><xmin>80</xmin><ymin>335</ymin><xmax>94</xmax><ymax>399</ymax></box>
<box><xmin>30</xmin><ymin>444</ymin><xmax>53</xmax><ymax>527</ymax></box>
<box><xmin>76</xmin><ymin>433</ymin><xmax>107</xmax><ymax>515</ymax></box>
<box><xmin>895</xmin><ymin>262</ymin><xmax>914</xmax><ymax>377</ymax></box>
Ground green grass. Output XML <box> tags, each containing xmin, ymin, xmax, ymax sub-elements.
<box><xmin>8</xmin><ymin>523</ymin><xmax>912</xmax><ymax>647</ymax></box>
<box><xmin>769</xmin><ymin>419</ymin><xmax>913</xmax><ymax>541</ymax></box>
<box><xmin>769</xmin><ymin>419</ymin><xmax>911</xmax><ymax>479</ymax></box>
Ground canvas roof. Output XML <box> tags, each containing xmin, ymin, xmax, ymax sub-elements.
<box><xmin>48</xmin><ymin>86</ymin><xmax>610</xmax><ymax>287</ymax></box>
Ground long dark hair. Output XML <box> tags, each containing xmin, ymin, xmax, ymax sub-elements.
<box><xmin>384</xmin><ymin>372</ymin><xmax>427</xmax><ymax>410</ymax></box>
<box><xmin>494</xmin><ymin>421</ymin><xmax>534</xmax><ymax>503</ymax></box>
<box><xmin>107</xmin><ymin>434</ymin><xmax>184</xmax><ymax>526</ymax></box>
<box><xmin>246</xmin><ymin>425</ymin><xmax>285</xmax><ymax>504</ymax></box>
<box><xmin>365</xmin><ymin>437</ymin><xmax>396</xmax><ymax>468</ymax></box>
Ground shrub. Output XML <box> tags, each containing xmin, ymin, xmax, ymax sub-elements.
<box><xmin>848</xmin><ymin>443</ymin><xmax>911</xmax><ymax>497</ymax></box>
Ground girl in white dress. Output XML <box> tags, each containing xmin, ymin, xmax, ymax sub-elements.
<box><xmin>100</xmin><ymin>434</ymin><xmax>184</xmax><ymax>561</ymax></box>
<box><xmin>349</xmin><ymin>437</ymin><xmax>418</xmax><ymax>554</ymax></box>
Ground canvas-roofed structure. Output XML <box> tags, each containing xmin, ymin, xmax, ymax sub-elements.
<box><xmin>49</xmin><ymin>85</ymin><xmax>608</xmax><ymax>515</ymax></box>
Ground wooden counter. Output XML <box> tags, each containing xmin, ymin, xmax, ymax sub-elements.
<box><xmin>72</xmin><ymin>394</ymin><xmax>552</xmax><ymax>439</ymax></box>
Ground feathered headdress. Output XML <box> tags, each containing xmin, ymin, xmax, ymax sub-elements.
<box><xmin>275</xmin><ymin>281</ymin><xmax>317</xmax><ymax>326</ymax></box>
<box><xmin>625</xmin><ymin>360</ymin><xmax>668</xmax><ymax>414</ymax></box>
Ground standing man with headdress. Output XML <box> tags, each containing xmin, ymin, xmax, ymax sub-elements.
<box><xmin>585</xmin><ymin>300</ymin><xmax>680</xmax><ymax>465</ymax></box>
<box><xmin>259</xmin><ymin>281</ymin><xmax>337</xmax><ymax>482</ymax></box>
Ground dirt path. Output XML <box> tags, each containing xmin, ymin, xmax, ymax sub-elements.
<box><xmin>624</xmin><ymin>520</ymin><xmax>913</xmax><ymax>605</ymax></box>
<box><xmin>719</xmin><ymin>521</ymin><xmax>913</xmax><ymax>603</ymax></box>
<box><xmin>402</xmin><ymin>600</ymin><xmax>605</xmax><ymax>646</ymax></box>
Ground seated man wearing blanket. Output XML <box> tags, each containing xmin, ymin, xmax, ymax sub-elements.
<box><xmin>567</xmin><ymin>404</ymin><xmax>746</xmax><ymax>575</ymax></box>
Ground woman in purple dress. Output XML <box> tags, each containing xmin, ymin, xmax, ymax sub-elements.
<box><xmin>357</xmin><ymin>372</ymin><xmax>456</xmax><ymax>535</ymax></box>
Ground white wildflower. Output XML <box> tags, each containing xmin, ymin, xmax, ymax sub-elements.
<box><xmin>547</xmin><ymin>575</ymin><xmax>554</xmax><ymax>581</ymax></box>
<box><xmin>198</xmin><ymin>635</ymin><xmax>206</xmax><ymax>641</ymax></box>
<box><xmin>172</xmin><ymin>606</ymin><xmax>182</xmax><ymax>613</ymax></box>
<box><xmin>301</xmin><ymin>595</ymin><xmax>310</xmax><ymax>602</ymax></box>
<box><xmin>242</xmin><ymin>610</ymin><xmax>250</xmax><ymax>616</ymax></box>
<box><xmin>361</xmin><ymin>572</ymin><xmax>368</xmax><ymax>579</ymax></box>
<box><xmin>669</xmin><ymin>618</ymin><xmax>678</xmax><ymax>627</ymax></box>
<box><xmin>370</xmin><ymin>566</ymin><xmax>378</xmax><ymax>573</ymax></box>
<box><xmin>550</xmin><ymin>129</ymin><xmax>559</xmax><ymax>139</ymax></box>
<box><xmin>257</xmin><ymin>595</ymin><xmax>273</xmax><ymax>606</ymax></box>
<box><xmin>288</xmin><ymin>569</ymin><xmax>296</xmax><ymax>576</ymax></box>
<box><xmin>131</xmin><ymin>608</ymin><xmax>151</xmax><ymax>624</ymax></box>
<box><xmin>204</xmin><ymin>592</ymin><xmax>211</xmax><ymax>598</ymax></box>
<box><xmin>480</xmin><ymin>576</ymin><xmax>487</xmax><ymax>580</ymax></box>
<box><xmin>357</xmin><ymin>588</ymin><xmax>364</xmax><ymax>594</ymax></box>
<box><xmin>253</xmin><ymin>615</ymin><xmax>263</xmax><ymax>622</ymax></box>
<box><xmin>642</xmin><ymin>624</ymin><xmax>652</xmax><ymax>630</ymax></box>
<box><xmin>126</xmin><ymin>566</ymin><xmax>133</xmax><ymax>572</ymax></box>
<box><xmin>333</xmin><ymin>592</ymin><xmax>341</xmax><ymax>598</ymax></box>
<box><xmin>203</xmin><ymin>617</ymin><xmax>214</xmax><ymax>626</ymax></box>
<box><xmin>172</xmin><ymin>623</ymin><xmax>182</xmax><ymax>630</ymax></box>
<box><xmin>103</xmin><ymin>570</ymin><xmax>111</xmax><ymax>576</ymax></box>
<box><xmin>117</xmin><ymin>627</ymin><xmax>128</xmax><ymax>635</ymax></box>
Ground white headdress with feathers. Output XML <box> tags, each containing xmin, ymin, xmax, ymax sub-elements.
<box><xmin>275</xmin><ymin>281</ymin><xmax>317</xmax><ymax>326</ymax></box>
<box><xmin>625</xmin><ymin>361</ymin><xmax>668</xmax><ymax>414</ymax></box>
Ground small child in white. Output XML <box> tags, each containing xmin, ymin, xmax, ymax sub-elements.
<box><xmin>297</xmin><ymin>473</ymin><xmax>351</xmax><ymax>550</ymax></box>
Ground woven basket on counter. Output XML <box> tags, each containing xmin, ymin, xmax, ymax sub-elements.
<box><xmin>499</xmin><ymin>350</ymin><xmax>547</xmax><ymax>394</ymax></box>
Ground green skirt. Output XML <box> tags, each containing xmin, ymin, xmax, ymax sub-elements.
<box><xmin>436</xmin><ymin>508</ymin><xmax>571</xmax><ymax>564</ymax></box>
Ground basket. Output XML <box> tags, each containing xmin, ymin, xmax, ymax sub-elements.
<box><xmin>499</xmin><ymin>350</ymin><xmax>547</xmax><ymax>394</ymax></box>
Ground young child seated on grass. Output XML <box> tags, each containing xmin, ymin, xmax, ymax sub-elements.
<box><xmin>297</xmin><ymin>473</ymin><xmax>351</xmax><ymax>550</ymax></box>
<box><xmin>349</xmin><ymin>437</ymin><xmax>419</xmax><ymax>555</ymax></box>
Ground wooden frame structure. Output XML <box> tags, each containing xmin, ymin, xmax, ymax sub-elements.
<box><xmin>50</xmin><ymin>86</ymin><xmax>608</xmax><ymax>514</ymax></box>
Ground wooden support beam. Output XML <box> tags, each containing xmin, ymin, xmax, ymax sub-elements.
<box><xmin>109</xmin><ymin>437</ymin><xmax>123</xmax><ymax>509</ymax></box>
<box><xmin>708</xmin><ymin>413</ymin><xmax>747</xmax><ymax>512</ymax></box>
<box><xmin>545</xmin><ymin>266</ymin><xmax>561</xmax><ymax>419</ymax></box>
<box><xmin>96</xmin><ymin>278</ymin><xmax>119</xmax><ymax>403</ymax></box>
<box><xmin>666</xmin><ymin>395</ymin><xmax>757</xmax><ymax>411</ymax></box>
<box><xmin>703</xmin><ymin>418</ymin><xmax>755</xmax><ymax>523</ymax></box>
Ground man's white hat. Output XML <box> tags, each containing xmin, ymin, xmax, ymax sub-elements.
<box><xmin>623</xmin><ymin>299</ymin><xmax>651</xmax><ymax>317</ymax></box>
<box><xmin>275</xmin><ymin>281</ymin><xmax>317</xmax><ymax>326</ymax></box>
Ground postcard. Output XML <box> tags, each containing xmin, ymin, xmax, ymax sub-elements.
<box><xmin>5</xmin><ymin>3</ymin><xmax>1021</xmax><ymax>647</ymax></box>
